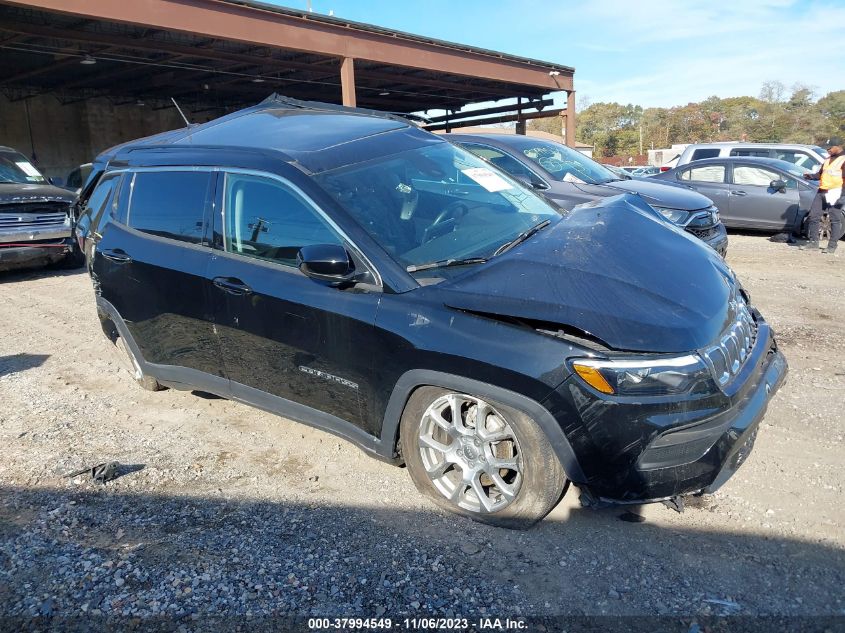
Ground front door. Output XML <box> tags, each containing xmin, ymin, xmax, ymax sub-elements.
<box><xmin>729</xmin><ymin>163</ymin><xmax>801</xmax><ymax>231</ymax></box>
<box><xmin>207</xmin><ymin>170</ymin><xmax>382</xmax><ymax>434</ymax></box>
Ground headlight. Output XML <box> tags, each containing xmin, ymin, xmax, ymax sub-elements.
<box><xmin>570</xmin><ymin>355</ymin><xmax>714</xmax><ymax>396</ymax></box>
<box><xmin>652</xmin><ymin>206</ymin><xmax>691</xmax><ymax>225</ymax></box>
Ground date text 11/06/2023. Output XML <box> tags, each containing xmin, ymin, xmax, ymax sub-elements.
<box><xmin>307</xmin><ymin>618</ymin><xmax>528</xmax><ymax>630</ymax></box>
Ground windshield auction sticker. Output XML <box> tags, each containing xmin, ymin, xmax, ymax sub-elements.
<box><xmin>460</xmin><ymin>167</ymin><xmax>513</xmax><ymax>192</ymax></box>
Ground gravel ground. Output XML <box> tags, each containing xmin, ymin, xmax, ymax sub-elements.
<box><xmin>0</xmin><ymin>234</ymin><xmax>843</xmax><ymax>629</ymax></box>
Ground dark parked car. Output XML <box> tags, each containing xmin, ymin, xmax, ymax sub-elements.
<box><xmin>443</xmin><ymin>133</ymin><xmax>729</xmax><ymax>257</ymax></box>
<box><xmin>76</xmin><ymin>97</ymin><xmax>787</xmax><ymax>527</ymax></box>
<box><xmin>652</xmin><ymin>156</ymin><xmax>824</xmax><ymax>234</ymax></box>
<box><xmin>0</xmin><ymin>146</ymin><xmax>82</xmax><ymax>271</ymax></box>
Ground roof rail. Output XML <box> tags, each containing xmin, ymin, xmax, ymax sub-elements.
<box><xmin>258</xmin><ymin>93</ymin><xmax>429</xmax><ymax>125</ymax></box>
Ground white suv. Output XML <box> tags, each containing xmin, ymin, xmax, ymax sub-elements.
<box><xmin>676</xmin><ymin>143</ymin><xmax>828</xmax><ymax>171</ymax></box>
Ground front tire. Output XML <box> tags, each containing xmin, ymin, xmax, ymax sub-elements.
<box><xmin>400</xmin><ymin>386</ymin><xmax>567</xmax><ymax>529</ymax></box>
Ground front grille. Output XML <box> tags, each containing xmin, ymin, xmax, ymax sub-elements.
<box><xmin>0</xmin><ymin>211</ymin><xmax>68</xmax><ymax>231</ymax></box>
<box><xmin>687</xmin><ymin>226</ymin><xmax>718</xmax><ymax>240</ymax></box>
<box><xmin>701</xmin><ymin>295</ymin><xmax>757</xmax><ymax>387</ymax></box>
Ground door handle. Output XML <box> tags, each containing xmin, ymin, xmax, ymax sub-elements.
<box><xmin>213</xmin><ymin>276</ymin><xmax>253</xmax><ymax>296</ymax></box>
<box><xmin>730</xmin><ymin>191</ymin><xmax>747</xmax><ymax>196</ymax></box>
<box><xmin>100</xmin><ymin>248</ymin><xmax>132</xmax><ymax>263</ymax></box>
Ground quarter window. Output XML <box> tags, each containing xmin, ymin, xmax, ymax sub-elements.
<box><xmin>690</xmin><ymin>148</ymin><xmax>720</xmax><ymax>161</ymax></box>
<box><xmin>85</xmin><ymin>175</ymin><xmax>119</xmax><ymax>222</ymax></box>
<box><xmin>223</xmin><ymin>173</ymin><xmax>341</xmax><ymax>267</ymax></box>
<box><xmin>128</xmin><ymin>171</ymin><xmax>210</xmax><ymax>244</ymax></box>
<box><xmin>730</xmin><ymin>149</ymin><xmax>771</xmax><ymax>158</ymax></box>
<box><xmin>680</xmin><ymin>165</ymin><xmax>726</xmax><ymax>183</ymax></box>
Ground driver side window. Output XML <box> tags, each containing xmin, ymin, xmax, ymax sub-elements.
<box><xmin>223</xmin><ymin>173</ymin><xmax>342</xmax><ymax>268</ymax></box>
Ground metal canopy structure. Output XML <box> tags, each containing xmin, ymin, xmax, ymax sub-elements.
<box><xmin>0</xmin><ymin>0</ymin><xmax>576</xmax><ymax>141</ymax></box>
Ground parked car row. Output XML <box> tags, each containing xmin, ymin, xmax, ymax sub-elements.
<box><xmin>445</xmin><ymin>133</ymin><xmax>728</xmax><ymax>256</ymax></box>
<box><xmin>71</xmin><ymin>96</ymin><xmax>787</xmax><ymax>528</ymax></box>
<box><xmin>652</xmin><ymin>156</ymin><xmax>819</xmax><ymax>233</ymax></box>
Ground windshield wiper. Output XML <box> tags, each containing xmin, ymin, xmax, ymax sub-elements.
<box><xmin>406</xmin><ymin>257</ymin><xmax>488</xmax><ymax>273</ymax></box>
<box><xmin>493</xmin><ymin>219</ymin><xmax>552</xmax><ymax>256</ymax></box>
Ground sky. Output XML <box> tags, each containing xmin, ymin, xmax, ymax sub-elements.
<box><xmin>273</xmin><ymin>0</ymin><xmax>845</xmax><ymax>110</ymax></box>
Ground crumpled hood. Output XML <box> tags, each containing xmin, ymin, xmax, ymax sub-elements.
<box><xmin>0</xmin><ymin>183</ymin><xmax>76</xmax><ymax>208</ymax></box>
<box><xmin>575</xmin><ymin>178</ymin><xmax>713</xmax><ymax>211</ymax></box>
<box><xmin>431</xmin><ymin>194</ymin><xmax>735</xmax><ymax>354</ymax></box>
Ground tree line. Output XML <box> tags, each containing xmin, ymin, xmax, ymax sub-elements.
<box><xmin>529</xmin><ymin>82</ymin><xmax>845</xmax><ymax>159</ymax></box>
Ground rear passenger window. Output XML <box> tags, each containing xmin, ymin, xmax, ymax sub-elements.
<box><xmin>128</xmin><ymin>171</ymin><xmax>210</xmax><ymax>244</ymax></box>
<box><xmin>223</xmin><ymin>173</ymin><xmax>341</xmax><ymax>267</ymax></box>
<box><xmin>690</xmin><ymin>149</ymin><xmax>720</xmax><ymax>161</ymax></box>
<box><xmin>680</xmin><ymin>165</ymin><xmax>726</xmax><ymax>183</ymax></box>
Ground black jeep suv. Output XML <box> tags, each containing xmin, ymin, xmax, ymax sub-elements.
<box><xmin>76</xmin><ymin>96</ymin><xmax>787</xmax><ymax>527</ymax></box>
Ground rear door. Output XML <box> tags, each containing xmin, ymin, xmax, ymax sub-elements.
<box><xmin>93</xmin><ymin>168</ymin><xmax>220</xmax><ymax>376</ymax></box>
<box><xmin>676</xmin><ymin>163</ymin><xmax>733</xmax><ymax>223</ymax></box>
<box><xmin>207</xmin><ymin>169</ymin><xmax>383</xmax><ymax>434</ymax></box>
<box><xmin>728</xmin><ymin>163</ymin><xmax>801</xmax><ymax>230</ymax></box>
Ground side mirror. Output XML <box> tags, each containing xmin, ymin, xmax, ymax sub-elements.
<box><xmin>297</xmin><ymin>244</ymin><xmax>355</xmax><ymax>285</ymax></box>
<box><xmin>770</xmin><ymin>179</ymin><xmax>787</xmax><ymax>193</ymax></box>
<box><xmin>514</xmin><ymin>174</ymin><xmax>549</xmax><ymax>190</ymax></box>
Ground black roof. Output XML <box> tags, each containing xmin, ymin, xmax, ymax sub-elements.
<box><xmin>98</xmin><ymin>95</ymin><xmax>443</xmax><ymax>174</ymax></box>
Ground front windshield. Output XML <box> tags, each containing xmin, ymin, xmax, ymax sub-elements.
<box><xmin>313</xmin><ymin>142</ymin><xmax>561</xmax><ymax>271</ymax></box>
<box><xmin>500</xmin><ymin>137</ymin><xmax>618</xmax><ymax>184</ymax></box>
<box><xmin>0</xmin><ymin>152</ymin><xmax>46</xmax><ymax>184</ymax></box>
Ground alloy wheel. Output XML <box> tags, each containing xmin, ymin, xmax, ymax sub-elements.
<box><xmin>417</xmin><ymin>393</ymin><xmax>522</xmax><ymax>513</ymax></box>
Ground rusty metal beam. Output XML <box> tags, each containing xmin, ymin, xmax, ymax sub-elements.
<box><xmin>565</xmin><ymin>90</ymin><xmax>576</xmax><ymax>147</ymax></box>
<box><xmin>426</xmin><ymin>98</ymin><xmax>553</xmax><ymax>124</ymax></box>
<box><xmin>1</xmin><ymin>0</ymin><xmax>572</xmax><ymax>90</ymax></box>
<box><xmin>424</xmin><ymin>108</ymin><xmax>564</xmax><ymax>132</ymax></box>
<box><xmin>340</xmin><ymin>56</ymin><xmax>355</xmax><ymax>107</ymax></box>
<box><xmin>354</xmin><ymin>66</ymin><xmax>541</xmax><ymax>98</ymax></box>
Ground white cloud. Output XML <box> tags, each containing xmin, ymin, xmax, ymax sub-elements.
<box><xmin>559</xmin><ymin>0</ymin><xmax>845</xmax><ymax>106</ymax></box>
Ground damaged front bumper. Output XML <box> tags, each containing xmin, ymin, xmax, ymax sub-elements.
<box><xmin>544</xmin><ymin>317</ymin><xmax>787</xmax><ymax>504</ymax></box>
<box><xmin>0</xmin><ymin>238</ymin><xmax>74</xmax><ymax>271</ymax></box>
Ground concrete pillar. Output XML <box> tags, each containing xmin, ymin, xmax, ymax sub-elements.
<box><xmin>565</xmin><ymin>89</ymin><xmax>576</xmax><ymax>147</ymax></box>
<box><xmin>341</xmin><ymin>57</ymin><xmax>356</xmax><ymax>107</ymax></box>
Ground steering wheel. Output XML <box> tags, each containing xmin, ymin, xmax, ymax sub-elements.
<box><xmin>422</xmin><ymin>201</ymin><xmax>468</xmax><ymax>244</ymax></box>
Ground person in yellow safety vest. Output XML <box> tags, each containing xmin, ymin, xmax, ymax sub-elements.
<box><xmin>801</xmin><ymin>145</ymin><xmax>844</xmax><ymax>255</ymax></box>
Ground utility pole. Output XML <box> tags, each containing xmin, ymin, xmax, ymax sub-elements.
<box><xmin>639</xmin><ymin>124</ymin><xmax>643</xmax><ymax>157</ymax></box>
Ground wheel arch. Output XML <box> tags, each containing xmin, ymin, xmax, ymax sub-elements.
<box><xmin>379</xmin><ymin>369</ymin><xmax>586</xmax><ymax>482</ymax></box>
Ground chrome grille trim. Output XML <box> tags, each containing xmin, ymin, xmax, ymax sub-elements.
<box><xmin>0</xmin><ymin>212</ymin><xmax>69</xmax><ymax>230</ymax></box>
<box><xmin>702</xmin><ymin>294</ymin><xmax>757</xmax><ymax>387</ymax></box>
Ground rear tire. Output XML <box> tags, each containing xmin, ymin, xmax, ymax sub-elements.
<box><xmin>400</xmin><ymin>386</ymin><xmax>567</xmax><ymax>529</ymax></box>
<box><xmin>115</xmin><ymin>336</ymin><xmax>162</xmax><ymax>391</ymax></box>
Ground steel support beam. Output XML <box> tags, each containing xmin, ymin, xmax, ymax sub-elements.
<box><xmin>565</xmin><ymin>89</ymin><xmax>576</xmax><ymax>148</ymax></box>
<box><xmin>340</xmin><ymin>56</ymin><xmax>355</xmax><ymax>107</ymax></box>
<box><xmin>1</xmin><ymin>0</ymin><xmax>572</xmax><ymax>90</ymax></box>
<box><xmin>425</xmin><ymin>108</ymin><xmax>564</xmax><ymax>132</ymax></box>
